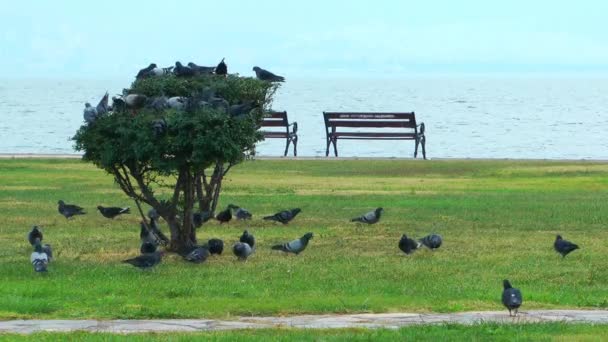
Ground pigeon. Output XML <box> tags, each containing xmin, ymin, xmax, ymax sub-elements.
<box><xmin>215</xmin><ymin>58</ymin><xmax>227</xmax><ymax>76</ymax></box>
<box><xmin>263</xmin><ymin>208</ymin><xmax>301</xmax><ymax>224</ymax></box>
<box><xmin>148</xmin><ymin>208</ymin><xmax>160</xmax><ymax>220</ymax></box>
<box><xmin>148</xmin><ymin>96</ymin><xmax>169</xmax><ymax>111</ymax></box>
<box><xmin>208</xmin><ymin>96</ymin><xmax>229</xmax><ymax>113</ymax></box>
<box><xmin>229</xmin><ymin>101</ymin><xmax>258</xmax><ymax>118</ymax></box>
<box><xmin>554</xmin><ymin>235</ymin><xmax>579</xmax><ymax>258</ymax></box>
<box><xmin>502</xmin><ymin>279</ymin><xmax>523</xmax><ymax>317</ymax></box>
<box><xmin>122</xmin><ymin>251</ymin><xmax>163</xmax><ymax>269</ymax></box>
<box><xmin>207</xmin><ymin>238</ymin><xmax>224</xmax><ymax>255</ymax></box>
<box><xmin>398</xmin><ymin>234</ymin><xmax>420</xmax><ymax>255</ymax></box>
<box><xmin>58</xmin><ymin>200</ymin><xmax>86</xmax><ymax>219</ymax></box>
<box><xmin>97</xmin><ymin>206</ymin><xmax>130</xmax><ymax>219</ymax></box>
<box><xmin>96</xmin><ymin>92</ymin><xmax>110</xmax><ymax>115</ymax></box>
<box><xmin>234</xmin><ymin>207</ymin><xmax>252</xmax><ymax>220</ymax></box>
<box><xmin>83</xmin><ymin>103</ymin><xmax>98</xmax><ymax>124</ymax></box>
<box><xmin>28</xmin><ymin>226</ymin><xmax>43</xmax><ymax>246</ymax></box>
<box><xmin>233</xmin><ymin>242</ymin><xmax>253</xmax><ymax>261</ymax></box>
<box><xmin>174</xmin><ymin>61</ymin><xmax>195</xmax><ymax>77</ymax></box>
<box><xmin>152</xmin><ymin>118</ymin><xmax>167</xmax><ymax>137</ymax></box>
<box><xmin>124</xmin><ymin>94</ymin><xmax>148</xmax><ymax>109</ymax></box>
<box><xmin>193</xmin><ymin>211</ymin><xmax>213</xmax><ymax>228</ymax></box>
<box><xmin>272</xmin><ymin>232</ymin><xmax>314</xmax><ymax>255</ymax></box>
<box><xmin>187</xmin><ymin>62</ymin><xmax>215</xmax><ymax>74</ymax></box>
<box><xmin>149</xmin><ymin>217</ymin><xmax>169</xmax><ymax>246</ymax></box>
<box><xmin>351</xmin><ymin>208</ymin><xmax>383</xmax><ymax>224</ymax></box>
<box><xmin>239</xmin><ymin>230</ymin><xmax>255</xmax><ymax>248</ymax></box>
<box><xmin>42</xmin><ymin>243</ymin><xmax>53</xmax><ymax>261</ymax></box>
<box><xmin>167</xmin><ymin>96</ymin><xmax>187</xmax><ymax>110</ymax></box>
<box><xmin>184</xmin><ymin>246</ymin><xmax>210</xmax><ymax>263</ymax></box>
<box><xmin>136</xmin><ymin>63</ymin><xmax>157</xmax><ymax>79</ymax></box>
<box><xmin>31</xmin><ymin>242</ymin><xmax>49</xmax><ymax>273</ymax></box>
<box><xmin>216</xmin><ymin>204</ymin><xmax>237</xmax><ymax>224</ymax></box>
<box><xmin>253</xmin><ymin>66</ymin><xmax>285</xmax><ymax>82</ymax></box>
<box><xmin>419</xmin><ymin>234</ymin><xmax>443</xmax><ymax>250</ymax></box>
<box><xmin>140</xmin><ymin>241</ymin><xmax>157</xmax><ymax>254</ymax></box>
<box><xmin>140</xmin><ymin>221</ymin><xmax>162</xmax><ymax>246</ymax></box>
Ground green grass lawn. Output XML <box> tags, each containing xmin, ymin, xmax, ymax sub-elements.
<box><xmin>1</xmin><ymin>158</ymin><xmax>608</xmax><ymax>320</ymax></box>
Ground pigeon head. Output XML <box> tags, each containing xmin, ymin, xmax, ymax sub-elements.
<box><xmin>375</xmin><ymin>207</ymin><xmax>384</xmax><ymax>215</ymax></box>
<box><xmin>85</xmin><ymin>103</ymin><xmax>92</xmax><ymax>108</ymax></box>
<box><xmin>97</xmin><ymin>205</ymin><xmax>104</xmax><ymax>210</ymax></box>
<box><xmin>252</xmin><ymin>66</ymin><xmax>260</xmax><ymax>72</ymax></box>
<box><xmin>301</xmin><ymin>232</ymin><xmax>314</xmax><ymax>242</ymax></box>
<box><xmin>556</xmin><ymin>234</ymin><xmax>563</xmax><ymax>241</ymax></box>
<box><xmin>292</xmin><ymin>208</ymin><xmax>302</xmax><ymax>215</ymax></box>
<box><xmin>228</xmin><ymin>204</ymin><xmax>239</xmax><ymax>210</ymax></box>
<box><xmin>58</xmin><ymin>200</ymin><xmax>65</xmax><ymax>206</ymax></box>
<box><xmin>175</xmin><ymin>61</ymin><xmax>183</xmax><ymax>68</ymax></box>
<box><xmin>503</xmin><ymin>279</ymin><xmax>512</xmax><ymax>289</ymax></box>
<box><xmin>32</xmin><ymin>225</ymin><xmax>41</xmax><ymax>233</ymax></box>
<box><xmin>150</xmin><ymin>63</ymin><xmax>157</xmax><ymax>68</ymax></box>
<box><xmin>187</xmin><ymin>62</ymin><xmax>196</xmax><ymax>68</ymax></box>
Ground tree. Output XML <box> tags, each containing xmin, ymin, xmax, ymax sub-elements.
<box><xmin>74</xmin><ymin>74</ymin><xmax>278</xmax><ymax>253</ymax></box>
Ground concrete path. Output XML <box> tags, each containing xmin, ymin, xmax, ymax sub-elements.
<box><xmin>2</xmin><ymin>310</ymin><xmax>608</xmax><ymax>334</ymax></box>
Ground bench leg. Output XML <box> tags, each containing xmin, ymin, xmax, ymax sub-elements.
<box><xmin>332</xmin><ymin>137</ymin><xmax>338</xmax><ymax>157</ymax></box>
<box><xmin>284</xmin><ymin>138</ymin><xmax>291</xmax><ymax>157</ymax></box>
<box><xmin>325</xmin><ymin>137</ymin><xmax>331</xmax><ymax>157</ymax></box>
<box><xmin>421</xmin><ymin>136</ymin><xmax>426</xmax><ymax>160</ymax></box>
<box><xmin>414</xmin><ymin>137</ymin><xmax>420</xmax><ymax>159</ymax></box>
<box><xmin>293</xmin><ymin>136</ymin><xmax>298</xmax><ymax>157</ymax></box>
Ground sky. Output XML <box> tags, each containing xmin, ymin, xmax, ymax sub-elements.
<box><xmin>1</xmin><ymin>0</ymin><xmax>608</xmax><ymax>78</ymax></box>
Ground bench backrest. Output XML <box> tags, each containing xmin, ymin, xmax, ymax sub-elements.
<box><xmin>262</xmin><ymin>111</ymin><xmax>289</xmax><ymax>128</ymax></box>
<box><xmin>323</xmin><ymin>112</ymin><xmax>417</xmax><ymax>131</ymax></box>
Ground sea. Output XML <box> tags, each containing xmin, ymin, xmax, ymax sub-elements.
<box><xmin>1</xmin><ymin>76</ymin><xmax>607</xmax><ymax>159</ymax></box>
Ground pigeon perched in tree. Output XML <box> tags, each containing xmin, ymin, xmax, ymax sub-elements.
<box><xmin>216</xmin><ymin>204</ymin><xmax>237</xmax><ymax>224</ymax></box>
<box><xmin>184</xmin><ymin>246</ymin><xmax>210</xmax><ymax>263</ymax></box>
<box><xmin>233</xmin><ymin>242</ymin><xmax>253</xmax><ymax>261</ymax></box>
<box><xmin>263</xmin><ymin>208</ymin><xmax>301</xmax><ymax>224</ymax></box>
<box><xmin>399</xmin><ymin>234</ymin><xmax>420</xmax><ymax>255</ymax></box>
<box><xmin>253</xmin><ymin>66</ymin><xmax>285</xmax><ymax>82</ymax></box>
<box><xmin>234</xmin><ymin>207</ymin><xmax>252</xmax><ymax>220</ymax></box>
<box><xmin>28</xmin><ymin>226</ymin><xmax>43</xmax><ymax>246</ymax></box>
<box><xmin>193</xmin><ymin>211</ymin><xmax>213</xmax><ymax>228</ymax></box>
<box><xmin>124</xmin><ymin>94</ymin><xmax>148</xmax><ymax>109</ymax></box>
<box><xmin>140</xmin><ymin>241</ymin><xmax>157</xmax><ymax>254</ymax></box>
<box><xmin>239</xmin><ymin>230</ymin><xmax>255</xmax><ymax>248</ymax></box>
<box><xmin>174</xmin><ymin>61</ymin><xmax>195</xmax><ymax>77</ymax></box>
<box><xmin>554</xmin><ymin>235</ymin><xmax>579</xmax><ymax>258</ymax></box>
<box><xmin>96</xmin><ymin>92</ymin><xmax>110</xmax><ymax>115</ymax></box>
<box><xmin>83</xmin><ymin>103</ymin><xmax>98</xmax><ymax>124</ymax></box>
<box><xmin>136</xmin><ymin>63</ymin><xmax>157</xmax><ymax>79</ymax></box>
<box><xmin>148</xmin><ymin>97</ymin><xmax>169</xmax><ymax>111</ymax></box>
<box><xmin>502</xmin><ymin>279</ymin><xmax>523</xmax><ymax>317</ymax></box>
<box><xmin>229</xmin><ymin>101</ymin><xmax>258</xmax><ymax>118</ymax></box>
<box><xmin>207</xmin><ymin>238</ymin><xmax>224</xmax><ymax>255</ymax></box>
<box><xmin>167</xmin><ymin>96</ymin><xmax>187</xmax><ymax>110</ymax></box>
<box><xmin>58</xmin><ymin>200</ymin><xmax>86</xmax><ymax>219</ymax></box>
<box><xmin>351</xmin><ymin>208</ymin><xmax>383</xmax><ymax>224</ymax></box>
<box><xmin>31</xmin><ymin>242</ymin><xmax>49</xmax><ymax>273</ymax></box>
<box><xmin>215</xmin><ymin>58</ymin><xmax>227</xmax><ymax>76</ymax></box>
<box><xmin>188</xmin><ymin>62</ymin><xmax>216</xmax><ymax>74</ymax></box>
<box><xmin>152</xmin><ymin>118</ymin><xmax>167</xmax><ymax>137</ymax></box>
<box><xmin>272</xmin><ymin>232</ymin><xmax>314</xmax><ymax>255</ymax></box>
<box><xmin>97</xmin><ymin>206</ymin><xmax>130</xmax><ymax>219</ymax></box>
<box><xmin>122</xmin><ymin>251</ymin><xmax>163</xmax><ymax>269</ymax></box>
<box><xmin>419</xmin><ymin>234</ymin><xmax>443</xmax><ymax>250</ymax></box>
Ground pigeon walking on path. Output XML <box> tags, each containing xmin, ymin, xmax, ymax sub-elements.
<box><xmin>97</xmin><ymin>206</ymin><xmax>130</xmax><ymax>219</ymax></box>
<box><xmin>554</xmin><ymin>235</ymin><xmax>579</xmax><ymax>258</ymax></box>
<box><xmin>502</xmin><ymin>279</ymin><xmax>523</xmax><ymax>317</ymax></box>
<box><xmin>272</xmin><ymin>232</ymin><xmax>313</xmax><ymax>255</ymax></box>
<box><xmin>28</xmin><ymin>226</ymin><xmax>43</xmax><ymax>246</ymax></box>
<box><xmin>263</xmin><ymin>208</ymin><xmax>301</xmax><ymax>224</ymax></box>
<box><xmin>31</xmin><ymin>242</ymin><xmax>49</xmax><ymax>273</ymax></box>
<box><xmin>419</xmin><ymin>234</ymin><xmax>443</xmax><ymax>250</ymax></box>
<box><xmin>239</xmin><ymin>230</ymin><xmax>255</xmax><ymax>248</ymax></box>
<box><xmin>215</xmin><ymin>58</ymin><xmax>227</xmax><ymax>76</ymax></box>
<box><xmin>58</xmin><ymin>200</ymin><xmax>86</xmax><ymax>219</ymax></box>
<box><xmin>351</xmin><ymin>208</ymin><xmax>383</xmax><ymax>224</ymax></box>
<box><xmin>253</xmin><ymin>66</ymin><xmax>285</xmax><ymax>82</ymax></box>
<box><xmin>207</xmin><ymin>238</ymin><xmax>224</xmax><ymax>255</ymax></box>
<box><xmin>122</xmin><ymin>251</ymin><xmax>163</xmax><ymax>270</ymax></box>
<box><xmin>233</xmin><ymin>242</ymin><xmax>253</xmax><ymax>261</ymax></box>
<box><xmin>234</xmin><ymin>207</ymin><xmax>252</xmax><ymax>220</ymax></box>
<box><xmin>399</xmin><ymin>234</ymin><xmax>420</xmax><ymax>255</ymax></box>
<box><xmin>184</xmin><ymin>246</ymin><xmax>210</xmax><ymax>263</ymax></box>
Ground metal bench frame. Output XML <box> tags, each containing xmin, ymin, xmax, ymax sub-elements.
<box><xmin>260</xmin><ymin>111</ymin><xmax>298</xmax><ymax>156</ymax></box>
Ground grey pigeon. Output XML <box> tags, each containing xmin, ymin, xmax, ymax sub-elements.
<box><xmin>272</xmin><ymin>232</ymin><xmax>313</xmax><ymax>255</ymax></box>
<box><xmin>263</xmin><ymin>208</ymin><xmax>301</xmax><ymax>224</ymax></box>
<box><xmin>96</xmin><ymin>92</ymin><xmax>110</xmax><ymax>115</ymax></box>
<box><xmin>351</xmin><ymin>207</ymin><xmax>383</xmax><ymax>224</ymax></box>
<box><xmin>193</xmin><ymin>211</ymin><xmax>213</xmax><ymax>228</ymax></box>
<box><xmin>419</xmin><ymin>233</ymin><xmax>442</xmax><ymax>250</ymax></box>
<box><xmin>167</xmin><ymin>96</ymin><xmax>187</xmax><ymax>110</ymax></box>
<box><xmin>28</xmin><ymin>226</ymin><xmax>43</xmax><ymax>246</ymax></box>
<box><xmin>206</xmin><ymin>238</ymin><xmax>224</xmax><ymax>255</ymax></box>
<box><xmin>83</xmin><ymin>102</ymin><xmax>98</xmax><ymax>124</ymax></box>
<box><xmin>122</xmin><ymin>251</ymin><xmax>163</xmax><ymax>269</ymax></box>
<box><xmin>148</xmin><ymin>208</ymin><xmax>160</xmax><ymax>220</ymax></box>
<box><xmin>148</xmin><ymin>96</ymin><xmax>169</xmax><ymax>111</ymax></box>
<box><xmin>97</xmin><ymin>205</ymin><xmax>130</xmax><ymax>219</ymax></box>
<box><xmin>188</xmin><ymin>62</ymin><xmax>216</xmax><ymax>74</ymax></box>
<box><xmin>140</xmin><ymin>241</ymin><xmax>157</xmax><ymax>254</ymax></box>
<box><xmin>398</xmin><ymin>234</ymin><xmax>420</xmax><ymax>255</ymax></box>
<box><xmin>233</xmin><ymin>242</ymin><xmax>253</xmax><ymax>260</ymax></box>
<box><xmin>58</xmin><ymin>200</ymin><xmax>86</xmax><ymax>219</ymax></box>
<box><xmin>502</xmin><ymin>279</ymin><xmax>523</xmax><ymax>317</ymax></box>
<box><xmin>31</xmin><ymin>242</ymin><xmax>49</xmax><ymax>273</ymax></box>
<box><xmin>136</xmin><ymin>63</ymin><xmax>157</xmax><ymax>79</ymax></box>
<box><xmin>149</xmin><ymin>217</ymin><xmax>169</xmax><ymax>246</ymax></box>
<box><xmin>124</xmin><ymin>94</ymin><xmax>148</xmax><ymax>109</ymax></box>
<box><xmin>234</xmin><ymin>207</ymin><xmax>252</xmax><ymax>220</ymax></box>
<box><xmin>554</xmin><ymin>235</ymin><xmax>579</xmax><ymax>258</ymax></box>
<box><xmin>253</xmin><ymin>66</ymin><xmax>285</xmax><ymax>82</ymax></box>
<box><xmin>184</xmin><ymin>246</ymin><xmax>210</xmax><ymax>263</ymax></box>
<box><xmin>174</xmin><ymin>61</ymin><xmax>195</xmax><ymax>77</ymax></box>
<box><xmin>215</xmin><ymin>58</ymin><xmax>227</xmax><ymax>76</ymax></box>
<box><xmin>239</xmin><ymin>230</ymin><xmax>255</xmax><ymax>248</ymax></box>
<box><xmin>140</xmin><ymin>221</ymin><xmax>162</xmax><ymax>246</ymax></box>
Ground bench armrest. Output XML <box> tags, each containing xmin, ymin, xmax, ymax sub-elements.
<box><xmin>417</xmin><ymin>122</ymin><xmax>425</xmax><ymax>135</ymax></box>
<box><xmin>289</xmin><ymin>121</ymin><xmax>298</xmax><ymax>134</ymax></box>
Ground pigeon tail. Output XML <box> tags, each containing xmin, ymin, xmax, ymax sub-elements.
<box><xmin>271</xmin><ymin>244</ymin><xmax>286</xmax><ymax>251</ymax></box>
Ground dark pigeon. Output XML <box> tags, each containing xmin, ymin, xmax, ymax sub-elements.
<box><xmin>239</xmin><ymin>230</ymin><xmax>255</xmax><ymax>248</ymax></box>
<box><xmin>419</xmin><ymin>234</ymin><xmax>443</xmax><ymax>250</ymax></box>
<box><xmin>140</xmin><ymin>241</ymin><xmax>157</xmax><ymax>254</ymax></box>
<box><xmin>233</xmin><ymin>242</ymin><xmax>253</xmax><ymax>261</ymax></box>
<box><xmin>263</xmin><ymin>208</ymin><xmax>301</xmax><ymax>224</ymax></box>
<box><xmin>148</xmin><ymin>97</ymin><xmax>169</xmax><ymax>111</ymax></box>
<box><xmin>97</xmin><ymin>205</ymin><xmax>130</xmax><ymax>219</ymax></box>
<box><xmin>184</xmin><ymin>246</ymin><xmax>210</xmax><ymax>263</ymax></box>
<box><xmin>28</xmin><ymin>226</ymin><xmax>43</xmax><ymax>246</ymax></box>
<box><xmin>502</xmin><ymin>279</ymin><xmax>523</xmax><ymax>317</ymax></box>
<box><xmin>215</xmin><ymin>58</ymin><xmax>227</xmax><ymax>76</ymax></box>
<box><xmin>152</xmin><ymin>118</ymin><xmax>168</xmax><ymax>137</ymax></box>
<box><xmin>193</xmin><ymin>211</ymin><xmax>213</xmax><ymax>228</ymax></box>
<box><xmin>271</xmin><ymin>232</ymin><xmax>313</xmax><ymax>255</ymax></box>
<box><xmin>96</xmin><ymin>92</ymin><xmax>110</xmax><ymax>115</ymax></box>
<box><xmin>140</xmin><ymin>221</ymin><xmax>162</xmax><ymax>246</ymax></box>
<box><xmin>253</xmin><ymin>66</ymin><xmax>285</xmax><ymax>82</ymax></box>
<box><xmin>149</xmin><ymin>217</ymin><xmax>169</xmax><ymax>246</ymax></box>
<box><xmin>207</xmin><ymin>238</ymin><xmax>224</xmax><ymax>255</ymax></box>
<box><xmin>229</xmin><ymin>101</ymin><xmax>258</xmax><ymax>118</ymax></box>
<box><xmin>31</xmin><ymin>242</ymin><xmax>49</xmax><ymax>273</ymax></box>
<box><xmin>136</xmin><ymin>63</ymin><xmax>157</xmax><ymax>79</ymax></box>
<box><xmin>124</xmin><ymin>94</ymin><xmax>148</xmax><ymax>109</ymax></box>
<box><xmin>122</xmin><ymin>251</ymin><xmax>163</xmax><ymax>269</ymax></box>
<box><xmin>351</xmin><ymin>207</ymin><xmax>383</xmax><ymax>224</ymax></box>
<box><xmin>554</xmin><ymin>235</ymin><xmax>579</xmax><ymax>258</ymax></box>
<box><xmin>234</xmin><ymin>207</ymin><xmax>252</xmax><ymax>220</ymax></box>
<box><xmin>216</xmin><ymin>204</ymin><xmax>237</xmax><ymax>224</ymax></box>
<box><xmin>398</xmin><ymin>234</ymin><xmax>420</xmax><ymax>255</ymax></box>
<box><xmin>174</xmin><ymin>61</ymin><xmax>195</xmax><ymax>77</ymax></box>
<box><xmin>58</xmin><ymin>200</ymin><xmax>86</xmax><ymax>219</ymax></box>
<box><xmin>188</xmin><ymin>62</ymin><xmax>216</xmax><ymax>74</ymax></box>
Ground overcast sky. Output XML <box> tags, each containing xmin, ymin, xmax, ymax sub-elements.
<box><xmin>1</xmin><ymin>0</ymin><xmax>607</xmax><ymax>78</ymax></box>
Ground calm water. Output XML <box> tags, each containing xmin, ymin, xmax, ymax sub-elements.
<box><xmin>1</xmin><ymin>77</ymin><xmax>607</xmax><ymax>159</ymax></box>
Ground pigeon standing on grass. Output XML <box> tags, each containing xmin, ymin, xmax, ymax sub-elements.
<box><xmin>28</xmin><ymin>226</ymin><xmax>43</xmax><ymax>246</ymax></box>
<box><xmin>272</xmin><ymin>232</ymin><xmax>314</xmax><ymax>255</ymax></box>
<box><xmin>147</xmin><ymin>209</ymin><xmax>170</xmax><ymax>246</ymax></box>
<box><xmin>253</xmin><ymin>66</ymin><xmax>285</xmax><ymax>82</ymax></box>
<box><xmin>554</xmin><ymin>235</ymin><xmax>579</xmax><ymax>258</ymax></box>
<box><xmin>419</xmin><ymin>234</ymin><xmax>443</xmax><ymax>250</ymax></box>
<box><xmin>502</xmin><ymin>279</ymin><xmax>523</xmax><ymax>317</ymax></box>
<box><xmin>263</xmin><ymin>208</ymin><xmax>301</xmax><ymax>224</ymax></box>
<box><xmin>234</xmin><ymin>207</ymin><xmax>252</xmax><ymax>220</ymax></box>
<box><xmin>233</xmin><ymin>242</ymin><xmax>253</xmax><ymax>261</ymax></box>
<box><xmin>58</xmin><ymin>200</ymin><xmax>86</xmax><ymax>219</ymax></box>
<box><xmin>216</xmin><ymin>204</ymin><xmax>236</xmax><ymax>224</ymax></box>
<box><xmin>31</xmin><ymin>242</ymin><xmax>49</xmax><ymax>273</ymax></box>
<box><xmin>97</xmin><ymin>205</ymin><xmax>130</xmax><ymax>219</ymax></box>
<box><xmin>399</xmin><ymin>234</ymin><xmax>420</xmax><ymax>255</ymax></box>
<box><xmin>140</xmin><ymin>241</ymin><xmax>157</xmax><ymax>254</ymax></box>
<box><xmin>240</xmin><ymin>230</ymin><xmax>255</xmax><ymax>248</ymax></box>
<box><xmin>123</xmin><ymin>251</ymin><xmax>163</xmax><ymax>270</ymax></box>
<box><xmin>207</xmin><ymin>238</ymin><xmax>224</xmax><ymax>255</ymax></box>
<box><xmin>140</xmin><ymin>221</ymin><xmax>162</xmax><ymax>246</ymax></box>
<box><xmin>351</xmin><ymin>208</ymin><xmax>383</xmax><ymax>224</ymax></box>
<box><xmin>184</xmin><ymin>246</ymin><xmax>210</xmax><ymax>263</ymax></box>
<box><xmin>193</xmin><ymin>211</ymin><xmax>213</xmax><ymax>228</ymax></box>
<box><xmin>215</xmin><ymin>58</ymin><xmax>227</xmax><ymax>76</ymax></box>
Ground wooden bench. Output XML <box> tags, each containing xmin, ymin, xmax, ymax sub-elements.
<box><xmin>323</xmin><ymin>112</ymin><xmax>426</xmax><ymax>159</ymax></box>
<box><xmin>260</xmin><ymin>111</ymin><xmax>298</xmax><ymax>156</ymax></box>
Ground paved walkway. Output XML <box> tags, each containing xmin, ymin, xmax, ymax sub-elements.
<box><xmin>2</xmin><ymin>310</ymin><xmax>608</xmax><ymax>334</ymax></box>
